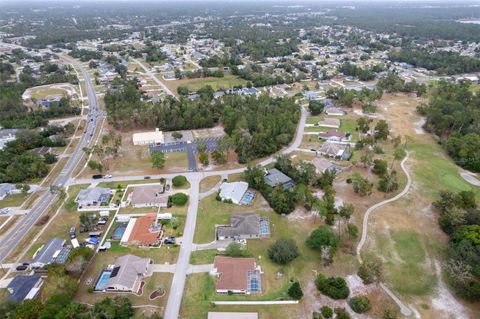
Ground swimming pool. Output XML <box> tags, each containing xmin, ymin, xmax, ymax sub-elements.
<box><xmin>111</xmin><ymin>223</ymin><xmax>127</xmax><ymax>240</ymax></box>
<box><xmin>94</xmin><ymin>270</ymin><xmax>112</xmax><ymax>291</ymax></box>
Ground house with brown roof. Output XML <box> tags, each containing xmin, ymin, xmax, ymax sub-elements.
<box><xmin>120</xmin><ymin>213</ymin><xmax>162</xmax><ymax>247</ymax></box>
<box><xmin>130</xmin><ymin>185</ymin><xmax>168</xmax><ymax>208</ymax></box>
<box><xmin>212</xmin><ymin>256</ymin><xmax>262</xmax><ymax>294</ymax></box>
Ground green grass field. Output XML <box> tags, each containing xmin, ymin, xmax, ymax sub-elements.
<box><xmin>0</xmin><ymin>193</ymin><xmax>28</xmax><ymax>208</ymax></box>
<box><xmin>163</xmin><ymin>74</ymin><xmax>247</xmax><ymax>93</ymax></box>
<box><xmin>408</xmin><ymin>141</ymin><xmax>480</xmax><ymax>197</ymax></box>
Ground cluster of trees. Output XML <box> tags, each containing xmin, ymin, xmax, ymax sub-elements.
<box><xmin>338</xmin><ymin>62</ymin><xmax>384</xmax><ymax>81</ymax></box>
<box><xmin>433</xmin><ymin>190</ymin><xmax>480</xmax><ymax>301</ymax></box>
<box><xmin>389</xmin><ymin>48</ymin><xmax>480</xmax><ymax>75</ymax></box>
<box><xmin>0</xmin><ymin>295</ymin><xmax>141</xmax><ymax>319</ymax></box>
<box><xmin>326</xmin><ymin>87</ymin><xmax>383</xmax><ymax>108</ymax></box>
<box><xmin>244</xmin><ymin>156</ymin><xmax>317</xmax><ymax>215</ymax></box>
<box><xmin>233</xmin><ymin>63</ymin><xmax>304</xmax><ymax>87</ymax></box>
<box><xmin>0</xmin><ymin>60</ymin><xmax>80</xmax><ymax>129</ymax></box>
<box><xmin>176</xmin><ymin>67</ymin><xmax>224</xmax><ymax>80</ymax></box>
<box><xmin>0</xmin><ymin>127</ymin><xmax>68</xmax><ymax>183</ymax></box>
<box><xmin>418</xmin><ymin>81</ymin><xmax>480</xmax><ymax>172</ymax></box>
<box><xmin>376</xmin><ymin>72</ymin><xmax>426</xmax><ymax>96</ymax></box>
<box><xmin>69</xmin><ymin>49</ymin><xmax>103</xmax><ymax>62</ymax></box>
<box><xmin>106</xmin><ymin>82</ymin><xmax>299</xmax><ymax>163</ymax></box>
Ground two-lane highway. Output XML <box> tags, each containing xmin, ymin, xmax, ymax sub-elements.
<box><xmin>0</xmin><ymin>58</ymin><xmax>102</xmax><ymax>263</ymax></box>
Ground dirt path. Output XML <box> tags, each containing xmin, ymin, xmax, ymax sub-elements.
<box><xmin>355</xmin><ymin>152</ymin><xmax>413</xmax><ymax>316</ymax></box>
<box><xmin>356</xmin><ymin>152</ymin><xmax>412</xmax><ymax>261</ymax></box>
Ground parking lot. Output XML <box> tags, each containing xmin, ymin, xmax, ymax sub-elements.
<box><xmin>150</xmin><ymin>137</ymin><xmax>220</xmax><ymax>171</ymax></box>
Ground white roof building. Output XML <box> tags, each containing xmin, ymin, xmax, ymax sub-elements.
<box><xmin>132</xmin><ymin>129</ymin><xmax>164</xmax><ymax>146</ymax></box>
<box><xmin>219</xmin><ymin>182</ymin><xmax>249</xmax><ymax>205</ymax></box>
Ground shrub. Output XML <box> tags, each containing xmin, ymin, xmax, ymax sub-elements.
<box><xmin>315</xmin><ymin>273</ymin><xmax>350</xmax><ymax>299</ymax></box>
<box><xmin>349</xmin><ymin>295</ymin><xmax>372</xmax><ymax>313</ymax></box>
<box><xmin>320</xmin><ymin>306</ymin><xmax>333</xmax><ymax>318</ymax></box>
<box><xmin>268</xmin><ymin>238</ymin><xmax>299</xmax><ymax>265</ymax></box>
<box><xmin>358</xmin><ymin>257</ymin><xmax>383</xmax><ymax>284</ymax></box>
<box><xmin>172</xmin><ymin>175</ymin><xmax>188</xmax><ymax>187</ymax></box>
<box><xmin>306</xmin><ymin>225</ymin><xmax>340</xmax><ymax>254</ymax></box>
<box><xmin>225</xmin><ymin>242</ymin><xmax>247</xmax><ymax>257</ymax></box>
<box><xmin>287</xmin><ymin>281</ymin><xmax>303</xmax><ymax>300</ymax></box>
<box><xmin>169</xmin><ymin>193</ymin><xmax>188</xmax><ymax>206</ymax></box>
<box><xmin>334</xmin><ymin>308</ymin><xmax>351</xmax><ymax>319</ymax></box>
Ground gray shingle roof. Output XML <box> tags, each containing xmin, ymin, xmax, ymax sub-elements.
<box><xmin>7</xmin><ymin>275</ymin><xmax>42</xmax><ymax>302</ymax></box>
<box><xmin>264</xmin><ymin>168</ymin><xmax>292</xmax><ymax>188</ymax></box>
<box><xmin>217</xmin><ymin>214</ymin><xmax>260</xmax><ymax>238</ymax></box>
<box><xmin>33</xmin><ymin>237</ymin><xmax>65</xmax><ymax>266</ymax></box>
<box><xmin>106</xmin><ymin>255</ymin><xmax>150</xmax><ymax>291</ymax></box>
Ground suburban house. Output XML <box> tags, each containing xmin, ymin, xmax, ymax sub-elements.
<box><xmin>0</xmin><ymin>129</ymin><xmax>17</xmax><ymax>150</ymax></box>
<box><xmin>120</xmin><ymin>213</ymin><xmax>162</xmax><ymax>247</ymax></box>
<box><xmin>132</xmin><ymin>128</ymin><xmax>165</xmax><ymax>145</ymax></box>
<box><xmin>312</xmin><ymin>158</ymin><xmax>342</xmax><ymax>174</ymax></box>
<box><xmin>318</xmin><ymin>142</ymin><xmax>345</xmax><ymax>158</ymax></box>
<box><xmin>218</xmin><ymin>182</ymin><xmax>255</xmax><ymax>205</ymax></box>
<box><xmin>104</xmin><ymin>255</ymin><xmax>151</xmax><ymax>292</ymax></box>
<box><xmin>318</xmin><ymin>118</ymin><xmax>340</xmax><ymax>128</ymax></box>
<box><xmin>216</xmin><ymin>214</ymin><xmax>270</xmax><ymax>240</ymax></box>
<box><xmin>324</xmin><ymin>106</ymin><xmax>346</xmax><ymax>116</ymax></box>
<box><xmin>76</xmin><ymin>187</ymin><xmax>111</xmax><ymax>209</ymax></box>
<box><xmin>32</xmin><ymin>237</ymin><xmax>67</xmax><ymax>268</ymax></box>
<box><xmin>264</xmin><ymin>168</ymin><xmax>295</xmax><ymax>189</ymax></box>
<box><xmin>7</xmin><ymin>275</ymin><xmax>43</xmax><ymax>302</ymax></box>
<box><xmin>130</xmin><ymin>184</ymin><xmax>168</xmax><ymax>208</ymax></box>
<box><xmin>304</xmin><ymin>91</ymin><xmax>320</xmax><ymax>100</ymax></box>
<box><xmin>208</xmin><ymin>313</ymin><xmax>258</xmax><ymax>319</ymax></box>
<box><xmin>211</xmin><ymin>256</ymin><xmax>262</xmax><ymax>294</ymax></box>
<box><xmin>318</xmin><ymin>129</ymin><xmax>350</xmax><ymax>142</ymax></box>
<box><xmin>0</xmin><ymin>183</ymin><xmax>19</xmax><ymax>201</ymax></box>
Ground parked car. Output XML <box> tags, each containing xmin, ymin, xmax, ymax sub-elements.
<box><xmin>92</xmin><ymin>174</ymin><xmax>103</xmax><ymax>179</ymax></box>
<box><xmin>69</xmin><ymin>227</ymin><xmax>76</xmax><ymax>239</ymax></box>
<box><xmin>16</xmin><ymin>265</ymin><xmax>28</xmax><ymax>271</ymax></box>
<box><xmin>144</xmin><ymin>176</ymin><xmax>151</xmax><ymax>179</ymax></box>
<box><xmin>104</xmin><ymin>174</ymin><xmax>112</xmax><ymax>179</ymax></box>
<box><xmin>164</xmin><ymin>236</ymin><xmax>176</xmax><ymax>245</ymax></box>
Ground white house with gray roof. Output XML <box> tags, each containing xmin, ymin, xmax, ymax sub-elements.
<box><xmin>31</xmin><ymin>238</ymin><xmax>66</xmax><ymax>268</ymax></box>
<box><xmin>104</xmin><ymin>255</ymin><xmax>151</xmax><ymax>293</ymax></box>
<box><xmin>76</xmin><ymin>187</ymin><xmax>111</xmax><ymax>209</ymax></box>
<box><xmin>218</xmin><ymin>182</ymin><xmax>249</xmax><ymax>205</ymax></box>
<box><xmin>217</xmin><ymin>214</ymin><xmax>270</xmax><ymax>240</ymax></box>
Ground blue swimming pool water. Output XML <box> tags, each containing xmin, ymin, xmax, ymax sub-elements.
<box><xmin>111</xmin><ymin>224</ymin><xmax>127</xmax><ymax>240</ymax></box>
<box><xmin>94</xmin><ymin>270</ymin><xmax>112</xmax><ymax>291</ymax></box>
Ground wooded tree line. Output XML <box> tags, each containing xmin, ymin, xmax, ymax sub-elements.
<box><xmin>0</xmin><ymin>61</ymin><xmax>80</xmax><ymax>129</ymax></box>
<box><xmin>434</xmin><ymin>190</ymin><xmax>480</xmax><ymax>301</ymax></box>
<box><xmin>389</xmin><ymin>48</ymin><xmax>480</xmax><ymax>75</ymax></box>
<box><xmin>338</xmin><ymin>62</ymin><xmax>384</xmax><ymax>81</ymax></box>
<box><xmin>418</xmin><ymin>81</ymin><xmax>480</xmax><ymax>172</ymax></box>
<box><xmin>0</xmin><ymin>127</ymin><xmax>68</xmax><ymax>183</ymax></box>
<box><xmin>105</xmin><ymin>81</ymin><xmax>299</xmax><ymax>162</ymax></box>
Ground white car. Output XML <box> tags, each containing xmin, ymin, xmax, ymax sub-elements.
<box><xmin>104</xmin><ymin>174</ymin><xmax>112</xmax><ymax>179</ymax></box>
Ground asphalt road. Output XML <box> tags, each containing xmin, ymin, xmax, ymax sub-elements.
<box><xmin>132</xmin><ymin>58</ymin><xmax>177</xmax><ymax>99</ymax></box>
<box><xmin>161</xmin><ymin>106</ymin><xmax>307</xmax><ymax>319</ymax></box>
<box><xmin>0</xmin><ymin>58</ymin><xmax>102</xmax><ymax>263</ymax></box>
<box><xmin>150</xmin><ymin>137</ymin><xmax>221</xmax><ymax>172</ymax></box>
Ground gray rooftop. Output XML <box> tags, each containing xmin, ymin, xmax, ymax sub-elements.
<box><xmin>33</xmin><ymin>237</ymin><xmax>65</xmax><ymax>266</ymax></box>
<box><xmin>106</xmin><ymin>254</ymin><xmax>150</xmax><ymax>290</ymax></box>
<box><xmin>264</xmin><ymin>168</ymin><xmax>293</xmax><ymax>188</ymax></box>
<box><xmin>7</xmin><ymin>275</ymin><xmax>42</xmax><ymax>303</ymax></box>
<box><xmin>77</xmin><ymin>187</ymin><xmax>111</xmax><ymax>206</ymax></box>
<box><xmin>217</xmin><ymin>214</ymin><xmax>261</xmax><ymax>238</ymax></box>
